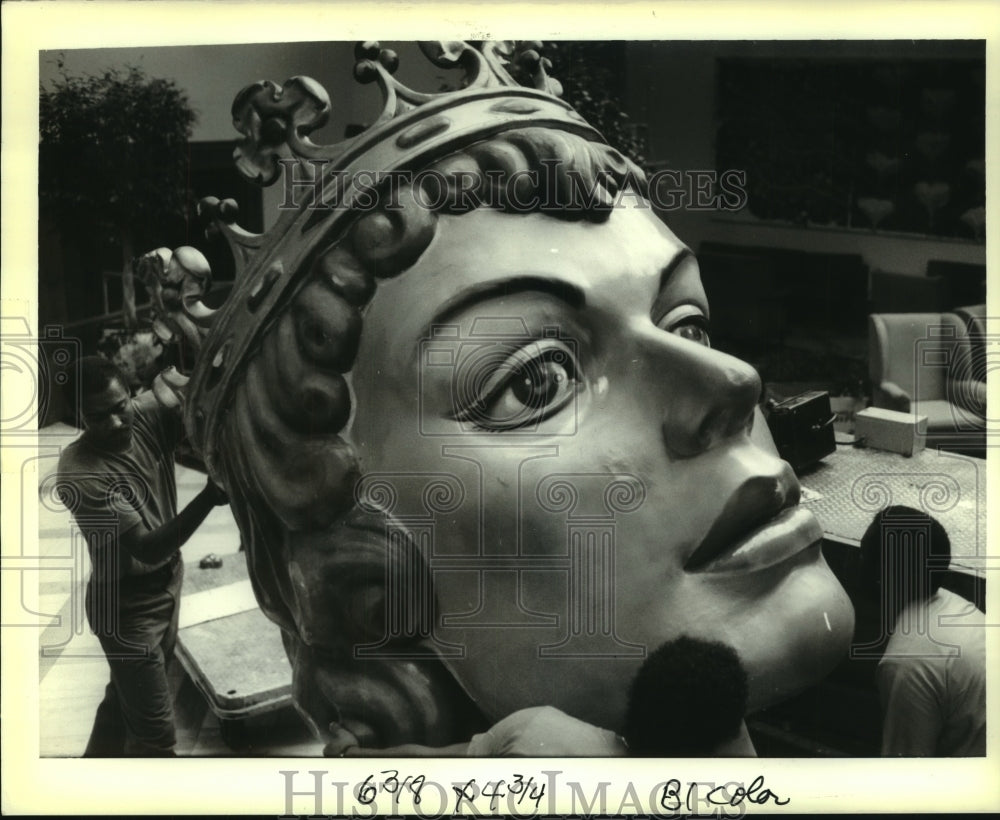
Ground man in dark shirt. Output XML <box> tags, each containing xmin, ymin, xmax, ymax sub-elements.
<box><xmin>57</xmin><ymin>356</ymin><xmax>227</xmax><ymax>756</ymax></box>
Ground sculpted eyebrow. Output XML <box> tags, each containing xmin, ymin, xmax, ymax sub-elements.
<box><xmin>658</xmin><ymin>248</ymin><xmax>694</xmax><ymax>294</ymax></box>
<box><xmin>429</xmin><ymin>276</ymin><xmax>586</xmax><ymax>328</ymax></box>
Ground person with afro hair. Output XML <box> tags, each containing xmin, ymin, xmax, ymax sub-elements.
<box><xmin>859</xmin><ymin>505</ymin><xmax>985</xmax><ymax>756</ymax></box>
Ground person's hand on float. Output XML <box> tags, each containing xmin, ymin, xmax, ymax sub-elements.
<box><xmin>323</xmin><ymin>722</ymin><xmax>469</xmax><ymax>757</ymax></box>
<box><xmin>466</xmin><ymin>706</ymin><xmax>626</xmax><ymax>757</ymax></box>
<box><xmin>151</xmin><ymin>365</ymin><xmax>189</xmax><ymax>411</ymax></box>
<box><xmin>323</xmin><ymin>723</ymin><xmax>361</xmax><ymax>757</ymax></box>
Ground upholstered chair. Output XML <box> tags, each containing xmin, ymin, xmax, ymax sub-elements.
<box><xmin>868</xmin><ymin>312</ymin><xmax>986</xmax><ymax>451</ymax></box>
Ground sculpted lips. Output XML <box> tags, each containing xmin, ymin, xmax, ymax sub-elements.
<box><xmin>685</xmin><ymin>472</ymin><xmax>822</xmax><ymax>573</ymax></box>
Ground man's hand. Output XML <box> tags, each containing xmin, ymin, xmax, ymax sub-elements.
<box><xmin>152</xmin><ymin>366</ymin><xmax>189</xmax><ymax>411</ymax></box>
<box><xmin>322</xmin><ymin>722</ymin><xmax>469</xmax><ymax>757</ymax></box>
<box><xmin>467</xmin><ymin>706</ymin><xmax>626</xmax><ymax>756</ymax></box>
<box><xmin>323</xmin><ymin>723</ymin><xmax>360</xmax><ymax>757</ymax></box>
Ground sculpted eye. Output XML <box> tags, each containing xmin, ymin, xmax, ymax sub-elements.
<box><xmin>453</xmin><ymin>339</ymin><xmax>581</xmax><ymax>431</ymax></box>
<box><xmin>656</xmin><ymin>304</ymin><xmax>711</xmax><ymax>348</ymax></box>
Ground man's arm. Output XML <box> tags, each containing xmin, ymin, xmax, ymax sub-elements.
<box><xmin>118</xmin><ymin>479</ymin><xmax>228</xmax><ymax>566</ymax></box>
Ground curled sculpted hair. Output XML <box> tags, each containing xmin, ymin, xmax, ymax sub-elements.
<box><xmin>214</xmin><ymin>128</ymin><xmax>645</xmax><ymax>742</ymax></box>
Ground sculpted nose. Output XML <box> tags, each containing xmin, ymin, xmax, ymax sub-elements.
<box><xmin>658</xmin><ymin>341</ymin><xmax>761</xmax><ymax>459</ymax></box>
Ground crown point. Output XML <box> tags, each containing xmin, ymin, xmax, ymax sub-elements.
<box><xmin>419</xmin><ymin>41</ymin><xmax>469</xmax><ymax>69</ymax></box>
<box><xmin>260</xmin><ymin>116</ymin><xmax>287</xmax><ymax>146</ymax></box>
<box><xmin>519</xmin><ymin>48</ymin><xmax>541</xmax><ymax>66</ymax></box>
<box><xmin>379</xmin><ymin>49</ymin><xmax>399</xmax><ymax>74</ymax></box>
<box><xmin>198</xmin><ymin>195</ymin><xmax>220</xmax><ymax>216</ymax></box>
<box><xmin>232</xmin><ymin>77</ymin><xmax>332</xmax><ymax>185</ymax></box>
<box><xmin>355</xmin><ymin>41</ymin><xmax>381</xmax><ymax>61</ymax></box>
<box><xmin>198</xmin><ymin>196</ymin><xmax>240</xmax><ymax>229</ymax></box>
<box><xmin>354</xmin><ymin>60</ymin><xmax>380</xmax><ymax>84</ymax></box>
<box><xmin>219</xmin><ymin>199</ymin><xmax>240</xmax><ymax>222</ymax></box>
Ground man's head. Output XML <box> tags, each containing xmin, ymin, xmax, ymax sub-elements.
<box><xmin>624</xmin><ymin>636</ymin><xmax>749</xmax><ymax>756</ymax></box>
<box><xmin>859</xmin><ymin>505</ymin><xmax>952</xmax><ymax>613</ymax></box>
<box><xmin>70</xmin><ymin>355</ymin><xmax>134</xmax><ymax>451</ymax></box>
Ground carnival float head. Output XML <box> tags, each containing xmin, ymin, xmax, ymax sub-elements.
<box><xmin>163</xmin><ymin>41</ymin><xmax>853</xmax><ymax>748</ymax></box>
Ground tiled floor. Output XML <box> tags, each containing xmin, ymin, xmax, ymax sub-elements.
<box><xmin>36</xmin><ymin>423</ymin><xmax>319</xmax><ymax>757</ymax></box>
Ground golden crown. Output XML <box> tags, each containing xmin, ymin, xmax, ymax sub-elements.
<box><xmin>173</xmin><ymin>41</ymin><xmax>606</xmax><ymax>476</ymax></box>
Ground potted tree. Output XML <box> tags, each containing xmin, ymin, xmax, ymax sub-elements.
<box><xmin>39</xmin><ymin>62</ymin><xmax>197</xmax><ymax>390</ymax></box>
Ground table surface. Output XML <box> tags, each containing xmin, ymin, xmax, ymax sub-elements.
<box><xmin>177</xmin><ymin>554</ymin><xmax>292</xmax><ymax>719</ymax></box>
<box><xmin>798</xmin><ymin>444</ymin><xmax>988</xmax><ymax>573</ymax></box>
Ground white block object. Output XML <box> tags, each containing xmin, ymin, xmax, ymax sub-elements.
<box><xmin>855</xmin><ymin>407</ymin><xmax>927</xmax><ymax>456</ymax></box>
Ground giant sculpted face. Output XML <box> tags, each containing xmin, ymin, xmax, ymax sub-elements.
<box><xmin>345</xmin><ymin>204</ymin><xmax>854</xmax><ymax>731</ymax></box>
<box><xmin>184</xmin><ymin>42</ymin><xmax>854</xmax><ymax>750</ymax></box>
